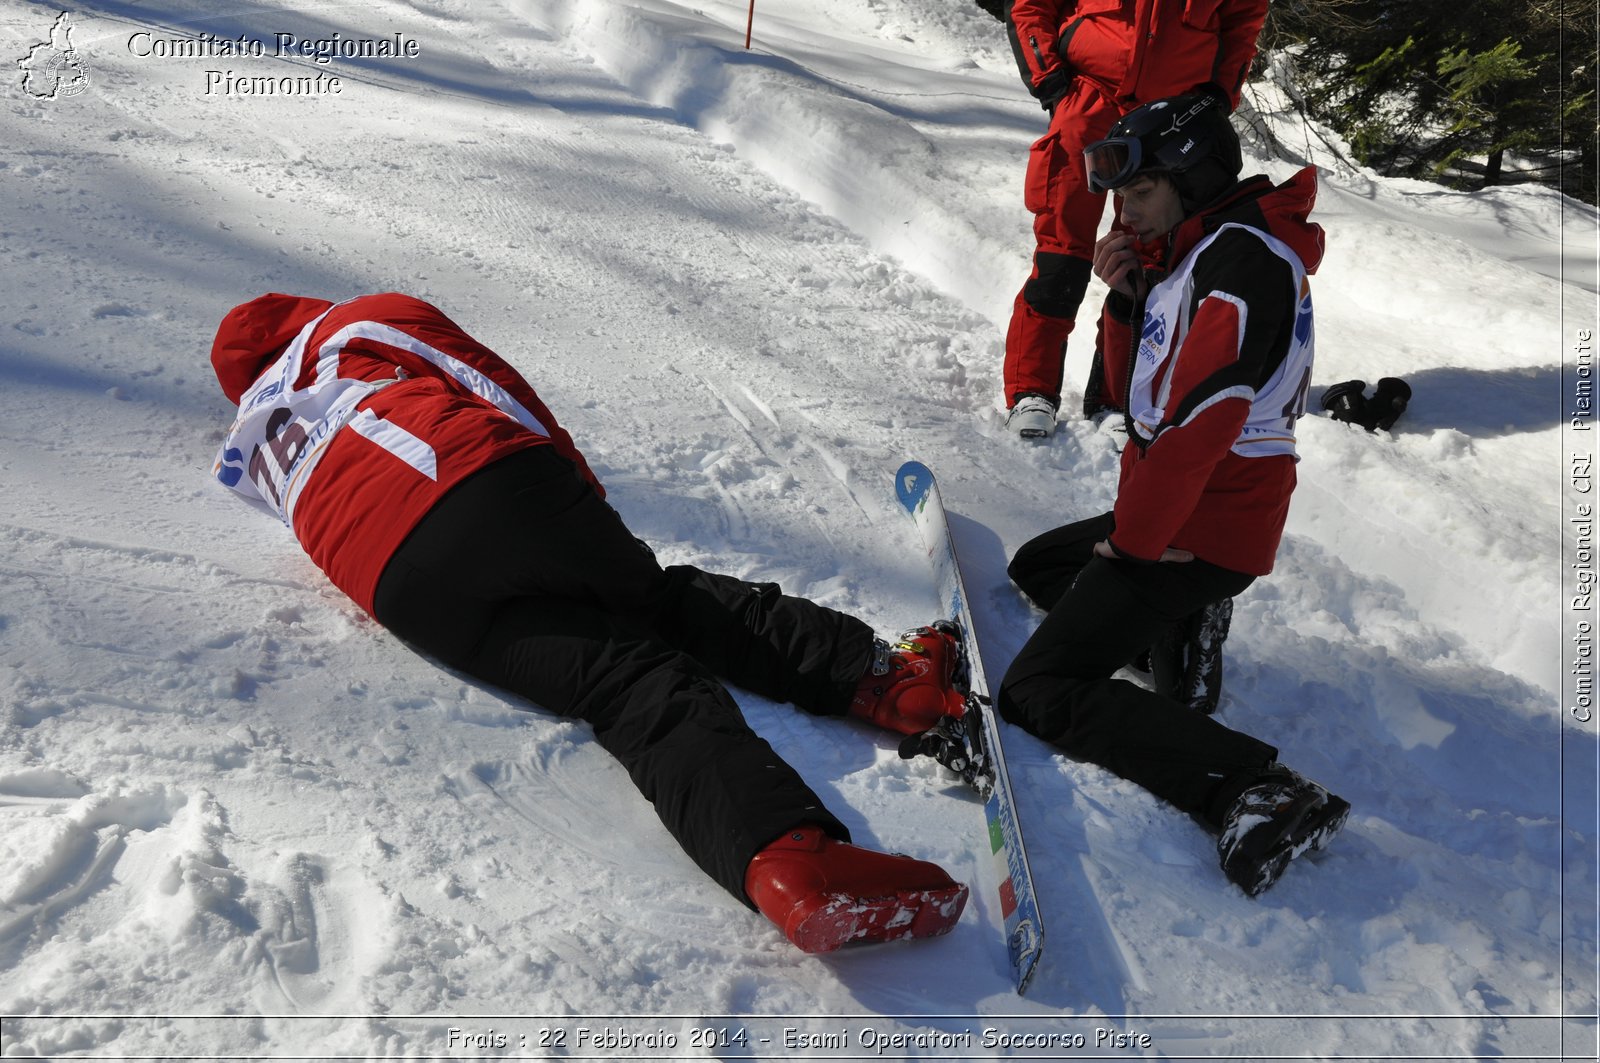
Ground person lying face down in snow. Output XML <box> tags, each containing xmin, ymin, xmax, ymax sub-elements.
<box><xmin>209</xmin><ymin>290</ymin><xmax>970</xmax><ymax>953</ymax></box>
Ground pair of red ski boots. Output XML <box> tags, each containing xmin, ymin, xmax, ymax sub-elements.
<box><xmin>745</xmin><ymin>625</ymin><xmax>970</xmax><ymax>954</ymax></box>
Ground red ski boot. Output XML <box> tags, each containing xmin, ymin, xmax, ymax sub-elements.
<box><xmin>848</xmin><ymin>624</ymin><xmax>967</xmax><ymax>736</ymax></box>
<box><xmin>744</xmin><ymin>826</ymin><xmax>969</xmax><ymax>953</ymax></box>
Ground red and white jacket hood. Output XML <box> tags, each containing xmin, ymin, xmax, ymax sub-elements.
<box><xmin>1163</xmin><ymin>165</ymin><xmax>1325</xmax><ymax>277</ymax></box>
<box><xmin>211</xmin><ymin>293</ymin><xmax>336</xmax><ymax>404</ymax></box>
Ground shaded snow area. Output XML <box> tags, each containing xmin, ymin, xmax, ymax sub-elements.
<box><xmin>1</xmin><ymin>0</ymin><xmax>1596</xmax><ymax>1058</ymax></box>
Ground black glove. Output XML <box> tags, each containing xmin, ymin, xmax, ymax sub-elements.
<box><xmin>1034</xmin><ymin>68</ymin><xmax>1072</xmax><ymax>113</ymax></box>
<box><xmin>898</xmin><ymin>706</ymin><xmax>995</xmax><ymax>799</ymax></box>
<box><xmin>1320</xmin><ymin>379</ymin><xmax>1370</xmax><ymax>428</ymax></box>
<box><xmin>1320</xmin><ymin>378</ymin><xmax>1411</xmax><ymax>432</ymax></box>
<box><xmin>1185</xmin><ymin>81</ymin><xmax>1232</xmax><ymax>114</ymax></box>
<box><xmin>1369</xmin><ymin>377</ymin><xmax>1412</xmax><ymax>431</ymax></box>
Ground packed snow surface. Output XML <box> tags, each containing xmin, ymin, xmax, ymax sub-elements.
<box><xmin>1</xmin><ymin>0</ymin><xmax>1595</xmax><ymax>1058</ymax></box>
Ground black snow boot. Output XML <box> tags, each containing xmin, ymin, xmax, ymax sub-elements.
<box><xmin>1149</xmin><ymin>597</ymin><xmax>1233</xmax><ymax>714</ymax></box>
<box><xmin>1215</xmin><ymin>763</ymin><xmax>1350</xmax><ymax>897</ymax></box>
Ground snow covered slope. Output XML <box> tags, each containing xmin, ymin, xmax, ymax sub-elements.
<box><xmin>0</xmin><ymin>0</ymin><xmax>1594</xmax><ymax>1057</ymax></box>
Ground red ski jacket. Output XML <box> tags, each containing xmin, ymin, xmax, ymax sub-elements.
<box><xmin>1099</xmin><ymin>167</ymin><xmax>1325</xmax><ymax>575</ymax></box>
<box><xmin>1009</xmin><ymin>0</ymin><xmax>1269</xmax><ymax>108</ymax></box>
<box><xmin>211</xmin><ymin>293</ymin><xmax>601</xmax><ymax>614</ymax></box>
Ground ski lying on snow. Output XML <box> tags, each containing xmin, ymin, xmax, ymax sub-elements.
<box><xmin>894</xmin><ymin>460</ymin><xmax>1044</xmax><ymax>995</ymax></box>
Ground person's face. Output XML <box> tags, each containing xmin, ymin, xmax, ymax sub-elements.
<box><xmin>1116</xmin><ymin>174</ymin><xmax>1185</xmax><ymax>244</ymax></box>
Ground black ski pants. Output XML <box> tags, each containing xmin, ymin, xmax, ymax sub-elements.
<box><xmin>372</xmin><ymin>446</ymin><xmax>874</xmax><ymax>904</ymax></box>
<box><xmin>997</xmin><ymin>513</ymin><xmax>1277</xmax><ymax>829</ymax></box>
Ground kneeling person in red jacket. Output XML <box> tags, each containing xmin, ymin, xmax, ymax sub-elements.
<box><xmin>210</xmin><ymin>292</ymin><xmax>968</xmax><ymax>952</ymax></box>
<box><xmin>998</xmin><ymin>96</ymin><xmax>1349</xmax><ymax>896</ymax></box>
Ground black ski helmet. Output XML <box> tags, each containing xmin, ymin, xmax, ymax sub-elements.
<box><xmin>1084</xmin><ymin>94</ymin><xmax>1243</xmax><ymax>211</ymax></box>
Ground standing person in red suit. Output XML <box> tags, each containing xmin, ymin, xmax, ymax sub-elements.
<box><xmin>1000</xmin><ymin>0</ymin><xmax>1269</xmax><ymax>439</ymax></box>
<box><xmin>210</xmin><ymin>292</ymin><xmax>971</xmax><ymax>953</ymax></box>
<box><xmin>999</xmin><ymin>97</ymin><xmax>1349</xmax><ymax>895</ymax></box>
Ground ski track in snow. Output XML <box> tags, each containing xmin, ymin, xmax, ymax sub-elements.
<box><xmin>0</xmin><ymin>0</ymin><xmax>1593</xmax><ymax>1057</ymax></box>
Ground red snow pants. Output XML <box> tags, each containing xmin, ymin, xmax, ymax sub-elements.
<box><xmin>1003</xmin><ymin>80</ymin><xmax>1124</xmax><ymax>407</ymax></box>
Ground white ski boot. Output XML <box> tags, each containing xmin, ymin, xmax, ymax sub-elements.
<box><xmin>1006</xmin><ymin>394</ymin><xmax>1058</xmax><ymax>440</ymax></box>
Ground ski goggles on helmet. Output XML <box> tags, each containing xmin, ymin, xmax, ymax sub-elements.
<box><xmin>1083</xmin><ymin>136</ymin><xmax>1146</xmax><ymax>193</ymax></box>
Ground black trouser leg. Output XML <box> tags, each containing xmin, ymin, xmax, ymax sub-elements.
<box><xmin>372</xmin><ymin>447</ymin><xmax>858</xmax><ymax>903</ymax></box>
<box><xmin>1007</xmin><ymin>512</ymin><xmax>1116</xmax><ymax>611</ymax></box>
<box><xmin>999</xmin><ymin>514</ymin><xmax>1276</xmax><ymax>828</ymax></box>
<box><xmin>461</xmin><ymin>596</ymin><xmax>845</xmax><ymax>902</ymax></box>
<box><xmin>649</xmin><ymin>566</ymin><xmax>874</xmax><ymax>716</ymax></box>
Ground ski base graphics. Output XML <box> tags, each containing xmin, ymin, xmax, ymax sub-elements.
<box><xmin>894</xmin><ymin>460</ymin><xmax>1044</xmax><ymax>995</ymax></box>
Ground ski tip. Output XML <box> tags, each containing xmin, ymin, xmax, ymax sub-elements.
<box><xmin>895</xmin><ymin>461</ymin><xmax>935</xmax><ymax>514</ymax></box>
<box><xmin>1009</xmin><ymin>919</ymin><xmax>1044</xmax><ymax>995</ymax></box>
<box><xmin>1015</xmin><ymin>950</ymin><xmax>1043</xmax><ymax>995</ymax></box>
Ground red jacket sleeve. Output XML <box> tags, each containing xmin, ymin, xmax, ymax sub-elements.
<box><xmin>1009</xmin><ymin>0</ymin><xmax>1073</xmax><ymax>89</ymax></box>
<box><xmin>1211</xmin><ymin>0</ymin><xmax>1270</xmax><ymax>103</ymax></box>
<box><xmin>1108</xmin><ymin>296</ymin><xmax>1249</xmax><ymax>561</ymax></box>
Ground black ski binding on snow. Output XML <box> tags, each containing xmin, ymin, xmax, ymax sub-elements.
<box><xmin>898</xmin><ymin>694</ymin><xmax>997</xmax><ymax>801</ymax></box>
